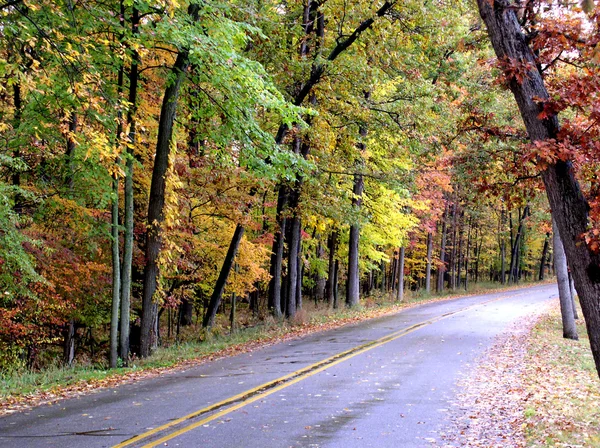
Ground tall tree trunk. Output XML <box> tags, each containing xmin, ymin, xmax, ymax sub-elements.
<box><xmin>538</xmin><ymin>232</ymin><xmax>550</xmax><ymax>281</ymax></box>
<box><xmin>553</xmin><ymin>219</ymin><xmax>578</xmax><ymax>340</ymax></box>
<box><xmin>315</xmin><ymin>238</ymin><xmax>326</xmax><ymax>301</ymax></box>
<box><xmin>120</xmin><ymin>6</ymin><xmax>140</xmax><ymax>363</ymax></box>
<box><xmin>396</xmin><ymin>247</ymin><xmax>405</xmax><ymax>302</ymax></box>
<box><xmin>110</xmin><ymin>172</ymin><xmax>120</xmax><ymax>368</ymax></box>
<box><xmin>268</xmin><ymin>186</ymin><xmax>288</xmax><ymax>318</ymax></box>
<box><xmin>437</xmin><ymin>204</ymin><xmax>448</xmax><ymax>293</ymax></box>
<box><xmin>203</xmin><ymin>224</ymin><xmax>245</xmax><ymax>329</ymax></box>
<box><xmin>140</xmin><ymin>4</ymin><xmax>199</xmax><ymax>357</ymax></box>
<box><xmin>286</xmin><ymin>214</ymin><xmax>301</xmax><ymax>318</ymax></box>
<box><xmin>457</xmin><ymin>212</ymin><xmax>464</xmax><ymax>289</ymax></box>
<box><xmin>63</xmin><ymin>320</ymin><xmax>75</xmax><ymax>366</ymax></box>
<box><xmin>568</xmin><ymin>271</ymin><xmax>579</xmax><ymax>319</ymax></box>
<box><xmin>464</xmin><ymin>217</ymin><xmax>472</xmax><ymax>291</ymax></box>
<box><xmin>333</xmin><ymin>259</ymin><xmax>339</xmax><ymax>309</ymax></box>
<box><xmin>425</xmin><ymin>231</ymin><xmax>433</xmax><ymax>293</ymax></box>
<box><xmin>449</xmin><ymin>203</ymin><xmax>458</xmax><ymax>290</ymax></box>
<box><xmin>478</xmin><ymin>0</ymin><xmax>600</xmax><ymax>374</ymax></box>
<box><xmin>508</xmin><ymin>206</ymin><xmax>530</xmax><ymax>284</ymax></box>
<box><xmin>500</xmin><ymin>209</ymin><xmax>506</xmax><ymax>284</ymax></box>
<box><xmin>296</xmin><ymin>248</ymin><xmax>303</xmax><ymax>311</ymax></box>
<box><xmin>326</xmin><ymin>230</ymin><xmax>338</xmax><ymax>308</ymax></box>
<box><xmin>109</xmin><ymin>47</ymin><xmax>125</xmax><ymax>369</ymax></box>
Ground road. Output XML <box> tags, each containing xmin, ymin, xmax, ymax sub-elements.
<box><xmin>0</xmin><ymin>284</ymin><xmax>557</xmax><ymax>447</ymax></box>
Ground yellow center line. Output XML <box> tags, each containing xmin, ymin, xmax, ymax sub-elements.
<box><xmin>114</xmin><ymin>292</ymin><xmax>520</xmax><ymax>448</ymax></box>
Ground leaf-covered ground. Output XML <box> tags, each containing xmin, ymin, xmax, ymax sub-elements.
<box><xmin>439</xmin><ymin>301</ymin><xmax>600</xmax><ymax>447</ymax></box>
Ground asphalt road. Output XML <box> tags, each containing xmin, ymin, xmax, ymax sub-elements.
<box><xmin>0</xmin><ymin>284</ymin><xmax>557</xmax><ymax>447</ymax></box>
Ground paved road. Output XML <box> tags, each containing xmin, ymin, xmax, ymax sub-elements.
<box><xmin>0</xmin><ymin>284</ymin><xmax>557</xmax><ymax>447</ymax></box>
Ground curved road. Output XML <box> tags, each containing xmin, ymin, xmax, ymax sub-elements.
<box><xmin>0</xmin><ymin>284</ymin><xmax>557</xmax><ymax>447</ymax></box>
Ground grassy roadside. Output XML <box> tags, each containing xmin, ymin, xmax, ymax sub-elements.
<box><xmin>523</xmin><ymin>304</ymin><xmax>600</xmax><ymax>447</ymax></box>
<box><xmin>0</xmin><ymin>280</ymin><xmax>547</xmax><ymax>414</ymax></box>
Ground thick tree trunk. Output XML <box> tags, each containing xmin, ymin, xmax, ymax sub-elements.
<box><xmin>425</xmin><ymin>232</ymin><xmax>433</xmax><ymax>293</ymax></box>
<box><xmin>203</xmin><ymin>224</ymin><xmax>245</xmax><ymax>329</ymax></box>
<box><xmin>396</xmin><ymin>247</ymin><xmax>405</xmax><ymax>302</ymax></box>
<box><xmin>140</xmin><ymin>5</ymin><xmax>199</xmax><ymax>357</ymax></box>
<box><xmin>179</xmin><ymin>298</ymin><xmax>194</xmax><ymax>326</ymax></box>
<box><xmin>268</xmin><ymin>186</ymin><xmax>288</xmax><ymax>318</ymax></box>
<box><xmin>346</xmin><ymin>168</ymin><xmax>364</xmax><ymax>307</ymax></box>
<box><xmin>553</xmin><ymin>219</ymin><xmax>578</xmax><ymax>340</ymax></box>
<box><xmin>478</xmin><ymin>0</ymin><xmax>600</xmax><ymax>375</ymax></box>
<box><xmin>286</xmin><ymin>214</ymin><xmax>301</xmax><ymax>318</ymax></box>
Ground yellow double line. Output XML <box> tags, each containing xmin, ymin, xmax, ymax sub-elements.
<box><xmin>114</xmin><ymin>293</ymin><xmax>513</xmax><ymax>448</ymax></box>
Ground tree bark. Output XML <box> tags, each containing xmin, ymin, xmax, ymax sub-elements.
<box><xmin>110</xmin><ymin>172</ymin><xmax>120</xmax><ymax>368</ymax></box>
<box><xmin>478</xmin><ymin>0</ymin><xmax>600</xmax><ymax>374</ymax></box>
<box><xmin>396</xmin><ymin>247</ymin><xmax>405</xmax><ymax>302</ymax></box>
<box><xmin>203</xmin><ymin>224</ymin><xmax>245</xmax><ymax>329</ymax></box>
<box><xmin>538</xmin><ymin>232</ymin><xmax>550</xmax><ymax>281</ymax></box>
<box><xmin>508</xmin><ymin>206</ymin><xmax>530</xmax><ymax>284</ymax></box>
<box><xmin>140</xmin><ymin>4</ymin><xmax>199</xmax><ymax>357</ymax></box>
<box><xmin>425</xmin><ymin>231</ymin><xmax>433</xmax><ymax>293</ymax></box>
<box><xmin>553</xmin><ymin>219</ymin><xmax>578</xmax><ymax>340</ymax></box>
<box><xmin>437</xmin><ymin>204</ymin><xmax>448</xmax><ymax>293</ymax></box>
<box><xmin>120</xmin><ymin>5</ymin><xmax>139</xmax><ymax>363</ymax></box>
<box><xmin>326</xmin><ymin>230</ymin><xmax>338</xmax><ymax>308</ymax></box>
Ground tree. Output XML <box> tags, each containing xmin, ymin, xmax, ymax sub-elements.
<box><xmin>476</xmin><ymin>0</ymin><xmax>600</xmax><ymax>377</ymax></box>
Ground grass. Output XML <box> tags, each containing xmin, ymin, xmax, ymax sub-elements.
<box><xmin>523</xmin><ymin>303</ymin><xmax>600</xmax><ymax>447</ymax></box>
<box><xmin>0</xmin><ymin>278</ymin><xmax>548</xmax><ymax>411</ymax></box>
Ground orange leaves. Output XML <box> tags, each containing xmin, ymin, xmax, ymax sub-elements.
<box><xmin>495</xmin><ymin>57</ymin><xmax>537</xmax><ymax>86</ymax></box>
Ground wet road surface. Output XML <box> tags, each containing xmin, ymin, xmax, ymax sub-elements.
<box><xmin>0</xmin><ymin>284</ymin><xmax>557</xmax><ymax>447</ymax></box>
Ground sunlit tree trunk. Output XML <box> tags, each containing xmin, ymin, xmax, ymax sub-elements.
<box><xmin>553</xmin><ymin>219</ymin><xmax>578</xmax><ymax>340</ymax></box>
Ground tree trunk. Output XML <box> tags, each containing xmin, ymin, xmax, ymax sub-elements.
<box><xmin>315</xmin><ymin>238</ymin><xmax>326</xmax><ymax>301</ymax></box>
<box><xmin>346</xmin><ymin>173</ymin><xmax>364</xmax><ymax>307</ymax></box>
<box><xmin>203</xmin><ymin>224</ymin><xmax>245</xmax><ymax>329</ymax></box>
<box><xmin>110</xmin><ymin>172</ymin><xmax>120</xmax><ymax>369</ymax></box>
<box><xmin>333</xmin><ymin>259</ymin><xmax>339</xmax><ymax>309</ymax></box>
<box><xmin>268</xmin><ymin>185</ymin><xmax>288</xmax><ymax>318</ymax></box>
<box><xmin>425</xmin><ymin>232</ymin><xmax>433</xmax><ymax>293</ymax></box>
<box><xmin>568</xmin><ymin>271</ymin><xmax>579</xmax><ymax>319</ymax></box>
<box><xmin>500</xmin><ymin>209</ymin><xmax>506</xmax><ymax>284</ymax></box>
<box><xmin>120</xmin><ymin>6</ymin><xmax>139</xmax><ymax>363</ymax></box>
<box><xmin>63</xmin><ymin>320</ymin><xmax>75</xmax><ymax>366</ymax></box>
<box><xmin>478</xmin><ymin>0</ymin><xmax>600</xmax><ymax>375</ymax></box>
<box><xmin>437</xmin><ymin>205</ymin><xmax>448</xmax><ymax>292</ymax></box>
<box><xmin>286</xmin><ymin>214</ymin><xmax>301</xmax><ymax>318</ymax></box>
<box><xmin>326</xmin><ymin>230</ymin><xmax>338</xmax><ymax>308</ymax></box>
<box><xmin>538</xmin><ymin>232</ymin><xmax>550</xmax><ymax>281</ymax></box>
<box><xmin>508</xmin><ymin>206</ymin><xmax>530</xmax><ymax>284</ymax></box>
<box><xmin>140</xmin><ymin>5</ymin><xmax>199</xmax><ymax>357</ymax></box>
<box><xmin>553</xmin><ymin>219</ymin><xmax>578</xmax><ymax>340</ymax></box>
<box><xmin>396</xmin><ymin>247</ymin><xmax>405</xmax><ymax>302</ymax></box>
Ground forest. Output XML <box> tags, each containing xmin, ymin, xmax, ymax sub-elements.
<box><xmin>1</xmin><ymin>0</ymin><xmax>600</xmax><ymax>379</ymax></box>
